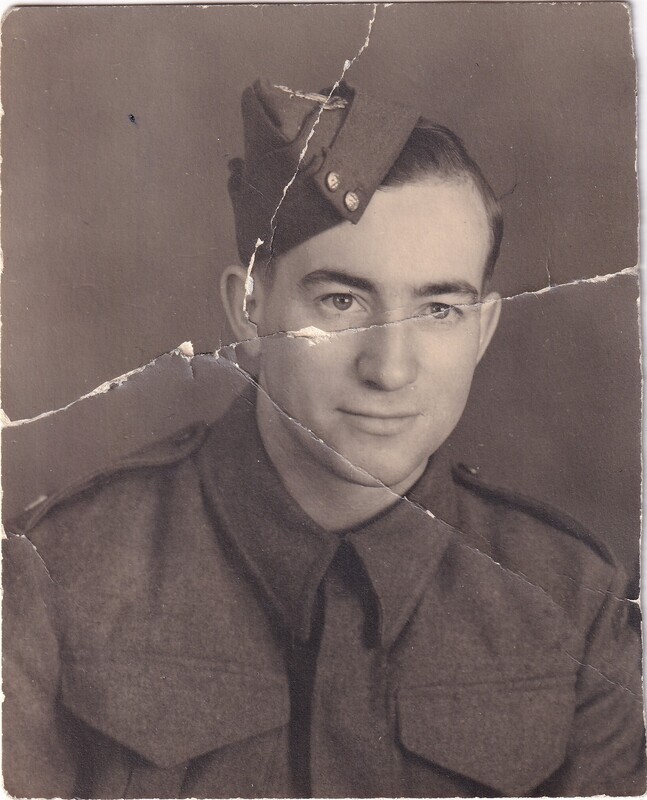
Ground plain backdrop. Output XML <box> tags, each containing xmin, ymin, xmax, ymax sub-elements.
<box><xmin>2</xmin><ymin>2</ymin><xmax>641</xmax><ymax>582</ymax></box>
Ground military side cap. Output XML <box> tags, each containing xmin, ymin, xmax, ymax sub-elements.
<box><xmin>228</xmin><ymin>78</ymin><xmax>421</xmax><ymax>265</ymax></box>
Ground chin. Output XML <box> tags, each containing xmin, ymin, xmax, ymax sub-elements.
<box><xmin>325</xmin><ymin>444</ymin><xmax>430</xmax><ymax>490</ymax></box>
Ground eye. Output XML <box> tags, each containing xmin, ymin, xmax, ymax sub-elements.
<box><xmin>322</xmin><ymin>293</ymin><xmax>356</xmax><ymax>312</ymax></box>
<box><xmin>426</xmin><ymin>302</ymin><xmax>454</xmax><ymax>319</ymax></box>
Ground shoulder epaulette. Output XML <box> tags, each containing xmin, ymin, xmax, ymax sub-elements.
<box><xmin>8</xmin><ymin>423</ymin><xmax>209</xmax><ymax>535</ymax></box>
<box><xmin>452</xmin><ymin>462</ymin><xmax>616</xmax><ymax>566</ymax></box>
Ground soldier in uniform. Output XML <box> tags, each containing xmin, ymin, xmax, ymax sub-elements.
<box><xmin>4</xmin><ymin>79</ymin><xmax>645</xmax><ymax>798</ymax></box>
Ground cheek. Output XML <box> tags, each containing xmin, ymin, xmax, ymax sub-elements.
<box><xmin>422</xmin><ymin>319</ymin><xmax>481</xmax><ymax>368</ymax></box>
<box><xmin>259</xmin><ymin>337</ymin><xmax>348</xmax><ymax>412</ymax></box>
<box><xmin>418</xmin><ymin>326</ymin><xmax>481</xmax><ymax>404</ymax></box>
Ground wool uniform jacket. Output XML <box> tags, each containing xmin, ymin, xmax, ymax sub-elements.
<box><xmin>4</xmin><ymin>392</ymin><xmax>645</xmax><ymax>798</ymax></box>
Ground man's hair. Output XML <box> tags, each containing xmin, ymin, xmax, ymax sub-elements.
<box><xmin>380</xmin><ymin>120</ymin><xmax>503</xmax><ymax>282</ymax></box>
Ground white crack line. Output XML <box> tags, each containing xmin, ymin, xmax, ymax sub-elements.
<box><xmin>3</xmin><ymin>263</ymin><xmax>638</xmax><ymax>427</ymax></box>
<box><xmin>242</xmin><ymin>3</ymin><xmax>379</xmax><ymax>320</ymax></box>
<box><xmin>228</xmin><ymin>263</ymin><xmax>640</xmax><ymax>348</ymax></box>
<box><xmin>2</xmin><ymin>341</ymin><xmax>195</xmax><ymax>428</ymax></box>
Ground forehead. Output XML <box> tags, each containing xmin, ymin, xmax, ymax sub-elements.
<box><xmin>275</xmin><ymin>177</ymin><xmax>492</xmax><ymax>290</ymax></box>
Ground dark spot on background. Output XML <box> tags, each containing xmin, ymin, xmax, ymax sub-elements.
<box><xmin>128</xmin><ymin>114</ymin><xmax>137</xmax><ymax>125</ymax></box>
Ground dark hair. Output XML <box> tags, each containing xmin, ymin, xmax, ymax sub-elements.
<box><xmin>380</xmin><ymin>120</ymin><xmax>503</xmax><ymax>282</ymax></box>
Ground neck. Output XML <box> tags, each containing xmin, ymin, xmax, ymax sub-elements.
<box><xmin>255</xmin><ymin>390</ymin><xmax>427</xmax><ymax>532</ymax></box>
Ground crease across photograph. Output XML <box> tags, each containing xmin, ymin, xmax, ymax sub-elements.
<box><xmin>2</xmin><ymin>2</ymin><xmax>645</xmax><ymax>798</ymax></box>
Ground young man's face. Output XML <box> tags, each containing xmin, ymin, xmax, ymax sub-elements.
<box><xmin>251</xmin><ymin>176</ymin><xmax>500</xmax><ymax>489</ymax></box>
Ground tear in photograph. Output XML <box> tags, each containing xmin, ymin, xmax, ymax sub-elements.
<box><xmin>2</xmin><ymin>3</ymin><xmax>644</xmax><ymax>797</ymax></box>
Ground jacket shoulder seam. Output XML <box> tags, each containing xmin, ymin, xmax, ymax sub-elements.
<box><xmin>452</xmin><ymin>463</ymin><xmax>616</xmax><ymax>567</ymax></box>
<box><xmin>9</xmin><ymin>423</ymin><xmax>209</xmax><ymax>534</ymax></box>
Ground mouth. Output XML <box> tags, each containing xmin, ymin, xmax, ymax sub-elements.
<box><xmin>338</xmin><ymin>409</ymin><xmax>420</xmax><ymax>436</ymax></box>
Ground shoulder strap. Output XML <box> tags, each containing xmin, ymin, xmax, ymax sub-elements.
<box><xmin>452</xmin><ymin>463</ymin><xmax>616</xmax><ymax>566</ymax></box>
<box><xmin>9</xmin><ymin>423</ymin><xmax>208</xmax><ymax>534</ymax></box>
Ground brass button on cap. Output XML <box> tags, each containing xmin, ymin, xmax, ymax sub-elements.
<box><xmin>344</xmin><ymin>191</ymin><xmax>360</xmax><ymax>212</ymax></box>
<box><xmin>325</xmin><ymin>171</ymin><xmax>341</xmax><ymax>192</ymax></box>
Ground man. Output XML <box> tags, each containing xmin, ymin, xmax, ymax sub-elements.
<box><xmin>4</xmin><ymin>79</ymin><xmax>645</xmax><ymax>798</ymax></box>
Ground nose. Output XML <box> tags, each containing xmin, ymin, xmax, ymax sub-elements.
<box><xmin>355</xmin><ymin>317</ymin><xmax>418</xmax><ymax>391</ymax></box>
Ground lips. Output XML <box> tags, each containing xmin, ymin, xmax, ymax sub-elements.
<box><xmin>339</xmin><ymin>409</ymin><xmax>420</xmax><ymax>436</ymax></box>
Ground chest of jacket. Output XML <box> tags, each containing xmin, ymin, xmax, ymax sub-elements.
<box><xmin>58</xmin><ymin>540</ymin><xmax>580</xmax><ymax>798</ymax></box>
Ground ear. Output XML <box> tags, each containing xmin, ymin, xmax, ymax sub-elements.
<box><xmin>476</xmin><ymin>291</ymin><xmax>501</xmax><ymax>363</ymax></box>
<box><xmin>220</xmin><ymin>265</ymin><xmax>260</xmax><ymax>343</ymax></box>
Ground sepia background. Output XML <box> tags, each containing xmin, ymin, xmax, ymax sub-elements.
<box><xmin>2</xmin><ymin>3</ymin><xmax>640</xmax><ymax>583</ymax></box>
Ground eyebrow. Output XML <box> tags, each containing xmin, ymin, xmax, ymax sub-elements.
<box><xmin>299</xmin><ymin>269</ymin><xmax>376</xmax><ymax>294</ymax></box>
<box><xmin>414</xmin><ymin>280</ymin><xmax>480</xmax><ymax>302</ymax></box>
<box><xmin>299</xmin><ymin>269</ymin><xmax>480</xmax><ymax>301</ymax></box>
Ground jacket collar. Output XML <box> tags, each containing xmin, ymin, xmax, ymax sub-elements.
<box><xmin>197</xmin><ymin>388</ymin><xmax>458</xmax><ymax>649</ymax></box>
